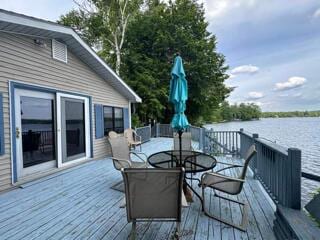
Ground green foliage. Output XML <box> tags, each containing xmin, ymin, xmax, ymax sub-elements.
<box><xmin>59</xmin><ymin>0</ymin><xmax>143</xmax><ymax>73</ymax></box>
<box><xmin>211</xmin><ymin>101</ymin><xmax>262</xmax><ymax>122</ymax></box>
<box><xmin>262</xmin><ymin>110</ymin><xmax>320</xmax><ymax>118</ymax></box>
<box><xmin>59</xmin><ymin>0</ymin><xmax>231</xmax><ymax>125</ymax></box>
<box><xmin>131</xmin><ymin>113</ymin><xmax>143</xmax><ymax>128</ymax></box>
<box><xmin>122</xmin><ymin>0</ymin><xmax>230</xmax><ymax>124</ymax></box>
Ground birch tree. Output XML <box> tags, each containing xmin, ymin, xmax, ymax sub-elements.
<box><xmin>61</xmin><ymin>0</ymin><xmax>143</xmax><ymax>75</ymax></box>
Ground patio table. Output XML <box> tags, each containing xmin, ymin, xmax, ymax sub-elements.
<box><xmin>147</xmin><ymin>150</ymin><xmax>217</xmax><ymax>206</ymax></box>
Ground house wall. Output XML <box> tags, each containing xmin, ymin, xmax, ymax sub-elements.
<box><xmin>0</xmin><ymin>32</ymin><xmax>130</xmax><ymax>192</ymax></box>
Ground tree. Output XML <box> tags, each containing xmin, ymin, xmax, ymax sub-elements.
<box><xmin>212</xmin><ymin>102</ymin><xmax>261</xmax><ymax>122</ymax></box>
<box><xmin>122</xmin><ymin>0</ymin><xmax>231</xmax><ymax>124</ymax></box>
<box><xmin>59</xmin><ymin>0</ymin><xmax>143</xmax><ymax>75</ymax></box>
<box><xmin>59</xmin><ymin>0</ymin><xmax>231</xmax><ymax>125</ymax></box>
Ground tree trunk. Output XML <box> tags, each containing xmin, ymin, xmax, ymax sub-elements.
<box><xmin>115</xmin><ymin>49</ymin><xmax>121</xmax><ymax>75</ymax></box>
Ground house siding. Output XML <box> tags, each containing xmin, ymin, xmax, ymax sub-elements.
<box><xmin>0</xmin><ymin>32</ymin><xmax>129</xmax><ymax>192</ymax></box>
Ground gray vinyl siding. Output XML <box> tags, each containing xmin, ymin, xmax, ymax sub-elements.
<box><xmin>0</xmin><ymin>32</ymin><xmax>129</xmax><ymax>192</ymax></box>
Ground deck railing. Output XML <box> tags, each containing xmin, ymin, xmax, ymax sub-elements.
<box><xmin>145</xmin><ymin>123</ymin><xmax>320</xmax><ymax>238</ymax></box>
<box><xmin>205</xmin><ymin>129</ymin><xmax>240</xmax><ymax>156</ymax></box>
<box><xmin>135</xmin><ymin>125</ymin><xmax>152</xmax><ymax>143</ymax></box>
<box><xmin>149</xmin><ymin>124</ymin><xmax>303</xmax><ymax>209</ymax></box>
<box><xmin>239</xmin><ymin>129</ymin><xmax>301</xmax><ymax>209</ymax></box>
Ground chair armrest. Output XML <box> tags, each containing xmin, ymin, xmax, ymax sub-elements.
<box><xmin>201</xmin><ymin>172</ymin><xmax>245</xmax><ymax>186</ymax></box>
<box><xmin>215</xmin><ymin>161</ymin><xmax>243</xmax><ymax>173</ymax></box>
<box><xmin>216</xmin><ymin>161</ymin><xmax>243</xmax><ymax>167</ymax></box>
<box><xmin>216</xmin><ymin>165</ymin><xmax>243</xmax><ymax>173</ymax></box>
<box><xmin>130</xmin><ymin>151</ymin><xmax>147</xmax><ymax>162</ymax></box>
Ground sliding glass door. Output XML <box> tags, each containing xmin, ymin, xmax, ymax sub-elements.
<box><xmin>57</xmin><ymin>93</ymin><xmax>91</xmax><ymax>167</ymax></box>
<box><xmin>15</xmin><ymin>89</ymin><xmax>56</xmax><ymax>178</ymax></box>
<box><xmin>14</xmin><ymin>89</ymin><xmax>91</xmax><ymax>180</ymax></box>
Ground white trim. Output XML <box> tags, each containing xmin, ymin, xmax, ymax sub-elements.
<box><xmin>57</xmin><ymin>93</ymin><xmax>91</xmax><ymax>168</ymax></box>
<box><xmin>10</xmin><ymin>80</ymin><xmax>90</xmax><ymax>97</ymax></box>
<box><xmin>9</xmin><ymin>81</ymin><xmax>14</xmax><ymax>184</ymax></box>
<box><xmin>56</xmin><ymin>93</ymin><xmax>62</xmax><ymax>167</ymax></box>
<box><xmin>0</xmin><ymin>10</ymin><xmax>142</xmax><ymax>103</ymax></box>
<box><xmin>14</xmin><ymin>89</ymin><xmax>56</xmax><ymax>179</ymax></box>
<box><xmin>128</xmin><ymin>101</ymin><xmax>132</xmax><ymax>129</ymax></box>
<box><xmin>71</xmin><ymin>33</ymin><xmax>142</xmax><ymax>103</ymax></box>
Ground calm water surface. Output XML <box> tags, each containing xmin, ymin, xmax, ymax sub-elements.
<box><xmin>206</xmin><ymin>117</ymin><xmax>320</xmax><ymax>205</ymax></box>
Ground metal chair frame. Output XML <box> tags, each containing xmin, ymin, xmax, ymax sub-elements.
<box><xmin>124</xmin><ymin>128</ymin><xmax>142</xmax><ymax>151</ymax></box>
<box><xmin>200</xmin><ymin>145</ymin><xmax>256</xmax><ymax>231</ymax></box>
<box><xmin>121</xmin><ymin>168</ymin><xmax>185</xmax><ymax>240</ymax></box>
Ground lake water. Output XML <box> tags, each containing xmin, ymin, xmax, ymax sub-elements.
<box><xmin>206</xmin><ymin>117</ymin><xmax>320</xmax><ymax>205</ymax></box>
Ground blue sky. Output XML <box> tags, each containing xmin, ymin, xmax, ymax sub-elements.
<box><xmin>202</xmin><ymin>0</ymin><xmax>320</xmax><ymax>111</ymax></box>
<box><xmin>1</xmin><ymin>0</ymin><xmax>320</xmax><ymax>111</ymax></box>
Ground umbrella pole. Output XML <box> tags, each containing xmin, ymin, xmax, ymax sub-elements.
<box><xmin>178</xmin><ymin>130</ymin><xmax>183</xmax><ymax>167</ymax></box>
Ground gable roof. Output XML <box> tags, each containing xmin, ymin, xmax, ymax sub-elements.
<box><xmin>0</xmin><ymin>9</ymin><xmax>141</xmax><ymax>103</ymax></box>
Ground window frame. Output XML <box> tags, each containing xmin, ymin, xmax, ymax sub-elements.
<box><xmin>103</xmin><ymin>106</ymin><xmax>124</xmax><ymax>135</ymax></box>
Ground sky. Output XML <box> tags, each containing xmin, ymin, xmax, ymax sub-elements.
<box><xmin>1</xmin><ymin>0</ymin><xmax>320</xmax><ymax>111</ymax></box>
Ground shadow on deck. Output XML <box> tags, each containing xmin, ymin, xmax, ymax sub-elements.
<box><xmin>0</xmin><ymin>138</ymin><xmax>276</xmax><ymax>240</ymax></box>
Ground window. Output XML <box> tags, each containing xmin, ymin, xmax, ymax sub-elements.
<box><xmin>104</xmin><ymin>106</ymin><xmax>124</xmax><ymax>135</ymax></box>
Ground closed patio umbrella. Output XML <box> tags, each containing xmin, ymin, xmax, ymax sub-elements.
<box><xmin>169</xmin><ymin>55</ymin><xmax>189</xmax><ymax>165</ymax></box>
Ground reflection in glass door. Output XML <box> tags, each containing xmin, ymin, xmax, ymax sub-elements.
<box><xmin>21</xmin><ymin>96</ymin><xmax>56</xmax><ymax>167</ymax></box>
<box><xmin>61</xmin><ymin>98</ymin><xmax>86</xmax><ymax>162</ymax></box>
<box><xmin>15</xmin><ymin>89</ymin><xmax>56</xmax><ymax>178</ymax></box>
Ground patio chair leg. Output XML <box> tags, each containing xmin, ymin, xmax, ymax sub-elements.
<box><xmin>202</xmin><ymin>187</ymin><xmax>248</xmax><ymax>231</ymax></box>
<box><xmin>130</xmin><ymin>221</ymin><xmax>136</xmax><ymax>240</ymax></box>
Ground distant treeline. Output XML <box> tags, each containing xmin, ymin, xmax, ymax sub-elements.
<box><xmin>210</xmin><ymin>102</ymin><xmax>262</xmax><ymax>122</ymax></box>
<box><xmin>262</xmin><ymin>110</ymin><xmax>320</xmax><ymax>118</ymax></box>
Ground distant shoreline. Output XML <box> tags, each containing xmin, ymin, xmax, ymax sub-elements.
<box><xmin>262</xmin><ymin>110</ymin><xmax>320</xmax><ymax>118</ymax></box>
<box><xmin>207</xmin><ymin>116</ymin><xmax>319</xmax><ymax>124</ymax></box>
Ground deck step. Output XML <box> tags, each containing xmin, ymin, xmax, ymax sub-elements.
<box><xmin>273</xmin><ymin>205</ymin><xmax>320</xmax><ymax>240</ymax></box>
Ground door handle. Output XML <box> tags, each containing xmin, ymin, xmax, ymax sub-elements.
<box><xmin>16</xmin><ymin>127</ymin><xmax>20</xmax><ymax>138</ymax></box>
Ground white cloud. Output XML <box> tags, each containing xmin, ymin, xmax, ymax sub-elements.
<box><xmin>241</xmin><ymin>101</ymin><xmax>262</xmax><ymax>106</ymax></box>
<box><xmin>228</xmin><ymin>73</ymin><xmax>236</xmax><ymax>79</ymax></box>
<box><xmin>274</xmin><ymin>76</ymin><xmax>307</xmax><ymax>91</ymax></box>
<box><xmin>248</xmin><ymin>91</ymin><xmax>264</xmax><ymax>99</ymax></box>
<box><xmin>203</xmin><ymin>0</ymin><xmax>228</xmax><ymax>19</ymax></box>
<box><xmin>278</xmin><ymin>92</ymin><xmax>302</xmax><ymax>97</ymax></box>
<box><xmin>313</xmin><ymin>8</ymin><xmax>320</xmax><ymax>18</ymax></box>
<box><xmin>231</xmin><ymin>65</ymin><xmax>259</xmax><ymax>74</ymax></box>
<box><xmin>201</xmin><ymin>0</ymin><xmax>257</xmax><ymax>21</ymax></box>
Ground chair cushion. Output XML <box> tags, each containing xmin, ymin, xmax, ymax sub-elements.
<box><xmin>202</xmin><ymin>173</ymin><xmax>242</xmax><ymax>195</ymax></box>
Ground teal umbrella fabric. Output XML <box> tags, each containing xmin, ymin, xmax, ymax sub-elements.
<box><xmin>169</xmin><ymin>56</ymin><xmax>189</xmax><ymax>131</ymax></box>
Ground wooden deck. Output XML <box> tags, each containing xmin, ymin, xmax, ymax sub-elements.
<box><xmin>0</xmin><ymin>138</ymin><xmax>276</xmax><ymax>240</ymax></box>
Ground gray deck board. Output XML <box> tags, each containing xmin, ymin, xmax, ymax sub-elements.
<box><xmin>0</xmin><ymin>138</ymin><xmax>276</xmax><ymax>240</ymax></box>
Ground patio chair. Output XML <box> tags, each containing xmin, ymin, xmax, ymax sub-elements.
<box><xmin>200</xmin><ymin>145</ymin><xmax>257</xmax><ymax>231</ymax></box>
<box><xmin>109</xmin><ymin>136</ymin><xmax>147</xmax><ymax>170</ymax></box>
<box><xmin>173</xmin><ymin>132</ymin><xmax>193</xmax><ymax>151</ymax></box>
<box><xmin>124</xmin><ymin>128</ymin><xmax>142</xmax><ymax>151</ymax></box>
<box><xmin>108</xmin><ymin>131</ymin><xmax>119</xmax><ymax>139</ymax></box>
<box><xmin>121</xmin><ymin>168</ymin><xmax>185</xmax><ymax>240</ymax></box>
